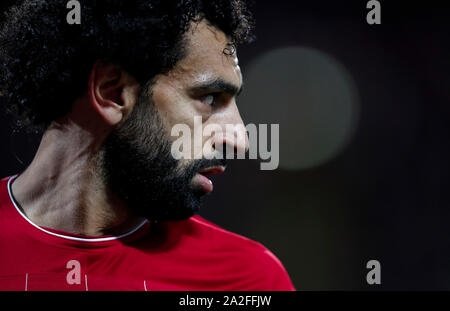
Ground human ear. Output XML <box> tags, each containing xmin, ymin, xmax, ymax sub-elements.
<box><xmin>87</xmin><ymin>60</ymin><xmax>139</xmax><ymax>126</ymax></box>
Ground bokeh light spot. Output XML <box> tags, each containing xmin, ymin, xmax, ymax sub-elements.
<box><xmin>239</xmin><ymin>46</ymin><xmax>360</xmax><ymax>170</ymax></box>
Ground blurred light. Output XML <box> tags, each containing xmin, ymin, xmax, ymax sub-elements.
<box><xmin>239</xmin><ymin>46</ymin><xmax>360</xmax><ymax>171</ymax></box>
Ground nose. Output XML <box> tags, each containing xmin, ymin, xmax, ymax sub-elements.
<box><xmin>211</xmin><ymin>103</ymin><xmax>249</xmax><ymax>157</ymax></box>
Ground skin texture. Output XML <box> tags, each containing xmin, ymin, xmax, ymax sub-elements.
<box><xmin>10</xmin><ymin>21</ymin><xmax>247</xmax><ymax>236</ymax></box>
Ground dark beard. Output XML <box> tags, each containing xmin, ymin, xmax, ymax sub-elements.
<box><xmin>100</xmin><ymin>90</ymin><xmax>226</xmax><ymax>221</ymax></box>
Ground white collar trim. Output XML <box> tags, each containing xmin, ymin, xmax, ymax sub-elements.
<box><xmin>7</xmin><ymin>175</ymin><xmax>148</xmax><ymax>242</ymax></box>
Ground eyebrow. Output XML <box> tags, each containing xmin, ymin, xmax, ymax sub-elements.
<box><xmin>189</xmin><ymin>78</ymin><xmax>243</xmax><ymax>97</ymax></box>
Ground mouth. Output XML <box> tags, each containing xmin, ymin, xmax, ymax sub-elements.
<box><xmin>193</xmin><ymin>166</ymin><xmax>226</xmax><ymax>194</ymax></box>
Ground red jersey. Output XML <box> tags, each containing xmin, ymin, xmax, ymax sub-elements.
<box><xmin>0</xmin><ymin>176</ymin><xmax>295</xmax><ymax>291</ymax></box>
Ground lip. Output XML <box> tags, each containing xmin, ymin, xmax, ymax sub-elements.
<box><xmin>193</xmin><ymin>166</ymin><xmax>226</xmax><ymax>194</ymax></box>
<box><xmin>198</xmin><ymin>166</ymin><xmax>226</xmax><ymax>176</ymax></box>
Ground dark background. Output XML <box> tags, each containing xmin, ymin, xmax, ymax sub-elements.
<box><xmin>1</xmin><ymin>1</ymin><xmax>450</xmax><ymax>290</ymax></box>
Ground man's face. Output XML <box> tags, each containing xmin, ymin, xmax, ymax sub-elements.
<box><xmin>101</xmin><ymin>21</ymin><xmax>248</xmax><ymax>221</ymax></box>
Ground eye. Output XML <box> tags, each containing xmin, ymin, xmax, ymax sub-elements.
<box><xmin>199</xmin><ymin>92</ymin><xmax>223</xmax><ymax>107</ymax></box>
<box><xmin>203</xmin><ymin>94</ymin><xmax>216</xmax><ymax>106</ymax></box>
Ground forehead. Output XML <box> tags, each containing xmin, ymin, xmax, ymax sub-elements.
<box><xmin>165</xmin><ymin>21</ymin><xmax>242</xmax><ymax>86</ymax></box>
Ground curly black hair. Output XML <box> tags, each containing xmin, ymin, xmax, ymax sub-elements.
<box><xmin>0</xmin><ymin>0</ymin><xmax>254</xmax><ymax>130</ymax></box>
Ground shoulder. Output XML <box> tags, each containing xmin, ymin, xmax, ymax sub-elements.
<box><xmin>0</xmin><ymin>176</ymin><xmax>19</xmax><ymax>229</ymax></box>
<box><xmin>186</xmin><ymin>215</ymin><xmax>296</xmax><ymax>291</ymax></box>
<box><xmin>0</xmin><ymin>176</ymin><xmax>13</xmax><ymax>206</ymax></box>
<box><xmin>0</xmin><ymin>176</ymin><xmax>12</xmax><ymax>185</ymax></box>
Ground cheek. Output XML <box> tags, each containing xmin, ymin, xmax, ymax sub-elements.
<box><xmin>152</xmin><ymin>86</ymin><xmax>198</xmax><ymax>159</ymax></box>
<box><xmin>153</xmin><ymin>86</ymin><xmax>194</xmax><ymax>127</ymax></box>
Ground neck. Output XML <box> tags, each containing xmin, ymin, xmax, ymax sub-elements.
<box><xmin>11</xmin><ymin>120</ymin><xmax>146</xmax><ymax>237</ymax></box>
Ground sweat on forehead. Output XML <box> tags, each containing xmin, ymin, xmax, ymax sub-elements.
<box><xmin>166</xmin><ymin>21</ymin><xmax>241</xmax><ymax>82</ymax></box>
<box><xmin>223</xmin><ymin>43</ymin><xmax>237</xmax><ymax>56</ymax></box>
<box><xmin>184</xmin><ymin>21</ymin><xmax>237</xmax><ymax>57</ymax></box>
